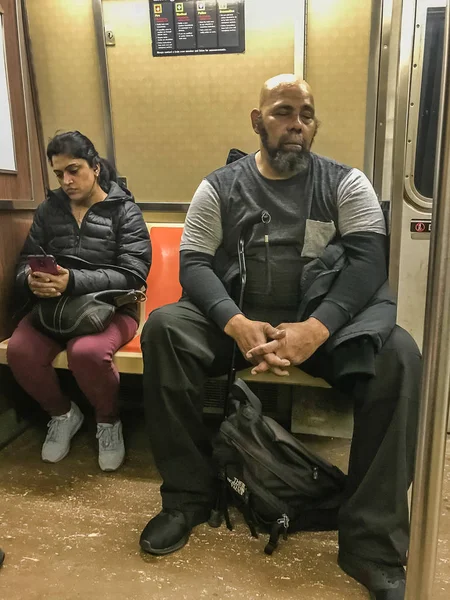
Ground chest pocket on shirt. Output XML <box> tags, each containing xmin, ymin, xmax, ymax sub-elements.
<box><xmin>301</xmin><ymin>219</ymin><xmax>336</xmax><ymax>258</ymax></box>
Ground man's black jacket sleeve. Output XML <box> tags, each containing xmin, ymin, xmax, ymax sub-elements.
<box><xmin>311</xmin><ymin>231</ymin><xmax>388</xmax><ymax>335</ymax></box>
<box><xmin>180</xmin><ymin>250</ymin><xmax>241</xmax><ymax>330</ymax></box>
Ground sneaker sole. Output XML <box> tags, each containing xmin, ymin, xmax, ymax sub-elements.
<box><xmin>139</xmin><ymin>532</ymin><xmax>190</xmax><ymax>556</ymax></box>
<box><xmin>42</xmin><ymin>413</ymin><xmax>85</xmax><ymax>463</ymax></box>
<box><xmin>99</xmin><ymin>455</ymin><xmax>125</xmax><ymax>472</ymax></box>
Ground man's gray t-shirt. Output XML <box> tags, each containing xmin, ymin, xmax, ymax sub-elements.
<box><xmin>181</xmin><ymin>153</ymin><xmax>385</xmax><ymax>323</ymax></box>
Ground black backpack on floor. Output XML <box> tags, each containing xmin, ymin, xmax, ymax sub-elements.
<box><xmin>210</xmin><ymin>379</ymin><xmax>348</xmax><ymax>555</ymax></box>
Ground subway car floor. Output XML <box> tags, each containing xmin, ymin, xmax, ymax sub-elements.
<box><xmin>0</xmin><ymin>413</ymin><xmax>449</xmax><ymax>600</ymax></box>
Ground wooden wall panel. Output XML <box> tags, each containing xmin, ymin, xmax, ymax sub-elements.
<box><xmin>0</xmin><ymin>0</ymin><xmax>45</xmax><ymax>208</ymax></box>
<box><xmin>0</xmin><ymin>0</ymin><xmax>31</xmax><ymax>200</ymax></box>
<box><xmin>0</xmin><ymin>212</ymin><xmax>32</xmax><ymax>340</ymax></box>
<box><xmin>0</xmin><ymin>1</ymin><xmax>45</xmax><ymax>340</ymax></box>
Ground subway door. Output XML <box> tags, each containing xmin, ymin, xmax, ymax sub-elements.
<box><xmin>379</xmin><ymin>0</ymin><xmax>449</xmax><ymax>429</ymax></box>
<box><xmin>393</xmin><ymin>0</ymin><xmax>444</xmax><ymax>350</ymax></box>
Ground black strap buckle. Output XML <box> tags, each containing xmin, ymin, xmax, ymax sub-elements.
<box><xmin>114</xmin><ymin>290</ymin><xmax>146</xmax><ymax>307</ymax></box>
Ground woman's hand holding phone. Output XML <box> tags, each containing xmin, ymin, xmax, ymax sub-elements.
<box><xmin>27</xmin><ymin>266</ymin><xmax>70</xmax><ymax>298</ymax></box>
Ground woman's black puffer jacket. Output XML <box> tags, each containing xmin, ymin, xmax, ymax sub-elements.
<box><xmin>15</xmin><ymin>182</ymin><xmax>151</xmax><ymax>321</ymax></box>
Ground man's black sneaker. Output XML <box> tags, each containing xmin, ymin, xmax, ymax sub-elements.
<box><xmin>139</xmin><ymin>508</ymin><xmax>210</xmax><ymax>556</ymax></box>
<box><xmin>338</xmin><ymin>550</ymin><xmax>406</xmax><ymax>600</ymax></box>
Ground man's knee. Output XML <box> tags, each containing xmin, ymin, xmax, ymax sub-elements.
<box><xmin>373</xmin><ymin>325</ymin><xmax>422</xmax><ymax>400</ymax></box>
<box><xmin>383</xmin><ymin>326</ymin><xmax>422</xmax><ymax>369</ymax></box>
<box><xmin>141</xmin><ymin>301</ymin><xmax>222</xmax><ymax>378</ymax></box>
<box><xmin>141</xmin><ymin>303</ymin><xmax>189</xmax><ymax>351</ymax></box>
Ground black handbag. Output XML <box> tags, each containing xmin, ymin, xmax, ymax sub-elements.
<box><xmin>30</xmin><ymin>256</ymin><xmax>147</xmax><ymax>342</ymax></box>
<box><xmin>31</xmin><ymin>289</ymin><xmax>146</xmax><ymax>341</ymax></box>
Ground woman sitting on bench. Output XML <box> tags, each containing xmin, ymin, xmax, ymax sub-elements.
<box><xmin>7</xmin><ymin>131</ymin><xmax>151</xmax><ymax>472</ymax></box>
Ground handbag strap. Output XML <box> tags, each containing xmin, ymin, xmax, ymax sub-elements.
<box><xmin>55</xmin><ymin>255</ymin><xmax>148</xmax><ymax>290</ymax></box>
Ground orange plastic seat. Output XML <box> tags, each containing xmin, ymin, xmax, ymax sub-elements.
<box><xmin>143</xmin><ymin>227</ymin><xmax>183</xmax><ymax>314</ymax></box>
<box><xmin>120</xmin><ymin>226</ymin><xmax>183</xmax><ymax>353</ymax></box>
<box><xmin>120</xmin><ymin>335</ymin><xmax>141</xmax><ymax>353</ymax></box>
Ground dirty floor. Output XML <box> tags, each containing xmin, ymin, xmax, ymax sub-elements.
<box><xmin>0</xmin><ymin>416</ymin><xmax>449</xmax><ymax>600</ymax></box>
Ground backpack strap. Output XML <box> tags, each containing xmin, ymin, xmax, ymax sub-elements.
<box><xmin>264</xmin><ymin>514</ymin><xmax>290</xmax><ymax>556</ymax></box>
<box><xmin>208</xmin><ymin>467</ymin><xmax>241</xmax><ymax>533</ymax></box>
<box><xmin>208</xmin><ymin>471</ymin><xmax>231</xmax><ymax>529</ymax></box>
<box><xmin>243</xmin><ymin>504</ymin><xmax>259</xmax><ymax>539</ymax></box>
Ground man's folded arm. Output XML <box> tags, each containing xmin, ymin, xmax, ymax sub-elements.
<box><xmin>310</xmin><ymin>231</ymin><xmax>388</xmax><ymax>335</ymax></box>
<box><xmin>310</xmin><ymin>168</ymin><xmax>389</xmax><ymax>336</ymax></box>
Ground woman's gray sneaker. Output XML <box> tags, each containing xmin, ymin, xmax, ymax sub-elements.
<box><xmin>41</xmin><ymin>402</ymin><xmax>84</xmax><ymax>463</ymax></box>
<box><xmin>96</xmin><ymin>421</ymin><xmax>125</xmax><ymax>472</ymax></box>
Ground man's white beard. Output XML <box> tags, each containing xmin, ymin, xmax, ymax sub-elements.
<box><xmin>267</xmin><ymin>148</ymin><xmax>310</xmax><ymax>176</ymax></box>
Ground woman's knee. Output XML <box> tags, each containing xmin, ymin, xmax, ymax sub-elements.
<box><xmin>6</xmin><ymin>333</ymin><xmax>28</xmax><ymax>368</ymax></box>
<box><xmin>7</xmin><ymin>326</ymin><xmax>51</xmax><ymax>369</ymax></box>
<box><xmin>68</xmin><ymin>339</ymin><xmax>113</xmax><ymax>372</ymax></box>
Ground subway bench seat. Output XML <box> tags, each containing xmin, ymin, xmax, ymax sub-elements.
<box><xmin>0</xmin><ymin>224</ymin><xmax>351</xmax><ymax>437</ymax></box>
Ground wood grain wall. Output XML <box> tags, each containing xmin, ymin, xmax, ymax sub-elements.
<box><xmin>0</xmin><ymin>214</ymin><xmax>33</xmax><ymax>339</ymax></box>
<box><xmin>0</xmin><ymin>0</ymin><xmax>45</xmax><ymax>340</ymax></box>
<box><xmin>0</xmin><ymin>0</ymin><xmax>30</xmax><ymax>199</ymax></box>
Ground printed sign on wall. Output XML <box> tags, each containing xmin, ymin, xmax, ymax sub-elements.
<box><xmin>149</xmin><ymin>0</ymin><xmax>245</xmax><ymax>57</ymax></box>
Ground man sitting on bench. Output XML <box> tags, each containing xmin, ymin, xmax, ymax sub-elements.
<box><xmin>139</xmin><ymin>74</ymin><xmax>421</xmax><ymax>600</ymax></box>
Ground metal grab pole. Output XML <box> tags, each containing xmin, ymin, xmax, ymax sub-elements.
<box><xmin>405</xmin><ymin>4</ymin><xmax>450</xmax><ymax>599</ymax></box>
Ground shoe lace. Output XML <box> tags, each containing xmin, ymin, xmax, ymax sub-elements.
<box><xmin>96</xmin><ymin>424</ymin><xmax>118</xmax><ymax>450</ymax></box>
<box><xmin>46</xmin><ymin>415</ymin><xmax>69</xmax><ymax>443</ymax></box>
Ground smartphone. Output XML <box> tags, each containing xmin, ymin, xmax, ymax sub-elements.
<box><xmin>27</xmin><ymin>254</ymin><xmax>59</xmax><ymax>276</ymax></box>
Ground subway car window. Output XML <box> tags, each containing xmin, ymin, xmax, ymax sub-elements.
<box><xmin>414</xmin><ymin>6</ymin><xmax>445</xmax><ymax>199</ymax></box>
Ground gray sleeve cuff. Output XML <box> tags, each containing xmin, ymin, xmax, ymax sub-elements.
<box><xmin>310</xmin><ymin>300</ymin><xmax>350</xmax><ymax>336</ymax></box>
<box><xmin>209</xmin><ymin>298</ymin><xmax>242</xmax><ymax>330</ymax></box>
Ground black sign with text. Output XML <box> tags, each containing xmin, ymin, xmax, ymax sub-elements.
<box><xmin>197</xmin><ymin>0</ymin><xmax>218</xmax><ymax>48</ymax></box>
<box><xmin>152</xmin><ymin>1</ymin><xmax>176</xmax><ymax>51</ymax></box>
<box><xmin>175</xmin><ymin>1</ymin><xmax>197</xmax><ymax>50</ymax></box>
<box><xmin>218</xmin><ymin>0</ymin><xmax>239</xmax><ymax>47</ymax></box>
<box><xmin>149</xmin><ymin>0</ymin><xmax>245</xmax><ymax>56</ymax></box>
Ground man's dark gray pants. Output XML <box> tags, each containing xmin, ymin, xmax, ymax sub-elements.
<box><xmin>141</xmin><ymin>299</ymin><xmax>422</xmax><ymax>566</ymax></box>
